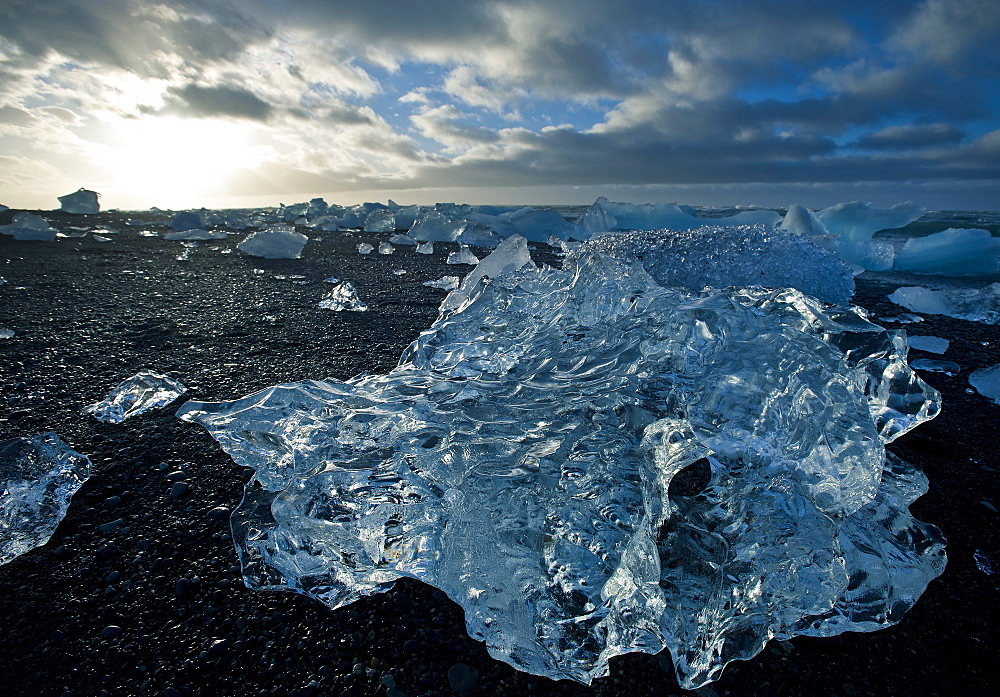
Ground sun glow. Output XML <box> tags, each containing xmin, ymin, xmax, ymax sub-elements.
<box><xmin>100</xmin><ymin>116</ymin><xmax>269</xmax><ymax>210</ymax></box>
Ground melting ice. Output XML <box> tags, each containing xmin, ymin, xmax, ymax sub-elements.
<box><xmin>1</xmin><ymin>433</ymin><xmax>91</xmax><ymax>565</ymax></box>
<box><xmin>85</xmin><ymin>370</ymin><xmax>188</xmax><ymax>424</ymax></box>
<box><xmin>178</xmin><ymin>229</ymin><xmax>945</xmax><ymax>689</ymax></box>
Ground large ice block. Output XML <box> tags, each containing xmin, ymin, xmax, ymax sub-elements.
<box><xmin>1</xmin><ymin>433</ymin><xmax>91</xmax><ymax>565</ymax></box>
<box><xmin>238</xmin><ymin>226</ymin><xmax>308</xmax><ymax>259</ymax></box>
<box><xmin>888</xmin><ymin>284</ymin><xmax>1000</xmax><ymax>324</ymax></box>
<box><xmin>57</xmin><ymin>188</ymin><xmax>100</xmax><ymax>214</ymax></box>
<box><xmin>178</xmin><ymin>230</ymin><xmax>944</xmax><ymax>690</ymax></box>
<box><xmin>894</xmin><ymin>228</ymin><xmax>1000</xmax><ymax>275</ymax></box>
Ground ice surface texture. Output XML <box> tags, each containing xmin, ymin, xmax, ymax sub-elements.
<box><xmin>1</xmin><ymin>432</ymin><xmax>91</xmax><ymax>565</ymax></box>
<box><xmin>888</xmin><ymin>284</ymin><xmax>1000</xmax><ymax>324</ymax></box>
<box><xmin>178</xmin><ymin>234</ymin><xmax>945</xmax><ymax>689</ymax></box>
<box><xmin>85</xmin><ymin>370</ymin><xmax>188</xmax><ymax>424</ymax></box>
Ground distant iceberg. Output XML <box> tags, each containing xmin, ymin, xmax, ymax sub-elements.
<box><xmin>57</xmin><ymin>188</ymin><xmax>100</xmax><ymax>214</ymax></box>
<box><xmin>1</xmin><ymin>432</ymin><xmax>91</xmax><ymax>565</ymax></box>
<box><xmin>179</xmin><ymin>228</ymin><xmax>944</xmax><ymax>690</ymax></box>
<box><xmin>894</xmin><ymin>228</ymin><xmax>1000</xmax><ymax>275</ymax></box>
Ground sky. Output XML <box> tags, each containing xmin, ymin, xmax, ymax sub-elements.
<box><xmin>1</xmin><ymin>0</ymin><xmax>999</xmax><ymax>212</ymax></box>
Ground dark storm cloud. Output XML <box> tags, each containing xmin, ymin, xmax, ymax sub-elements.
<box><xmin>856</xmin><ymin>124</ymin><xmax>965</xmax><ymax>151</ymax></box>
<box><xmin>163</xmin><ymin>84</ymin><xmax>273</xmax><ymax>121</ymax></box>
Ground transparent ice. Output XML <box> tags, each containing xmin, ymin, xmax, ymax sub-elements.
<box><xmin>446</xmin><ymin>245</ymin><xmax>480</xmax><ymax>265</ymax></box>
<box><xmin>178</xmin><ymin>230</ymin><xmax>945</xmax><ymax>689</ymax></box>
<box><xmin>357</xmin><ymin>243</ymin><xmax>374</xmax><ymax>255</ymax></box>
<box><xmin>318</xmin><ymin>282</ymin><xmax>367</xmax><ymax>312</ymax></box>
<box><xmin>378</xmin><ymin>242</ymin><xmax>395</xmax><ymax>255</ymax></box>
<box><xmin>1</xmin><ymin>432</ymin><xmax>91</xmax><ymax>565</ymax></box>
<box><xmin>894</xmin><ymin>228</ymin><xmax>1000</xmax><ymax>275</ymax></box>
<box><xmin>0</xmin><ymin>329</ymin><xmax>14</xmax><ymax>339</ymax></box>
<box><xmin>888</xmin><ymin>284</ymin><xmax>1000</xmax><ymax>324</ymax></box>
<box><xmin>907</xmin><ymin>335</ymin><xmax>949</xmax><ymax>354</ymax></box>
<box><xmin>0</xmin><ymin>212</ymin><xmax>57</xmax><ymax>241</ymax></box>
<box><xmin>163</xmin><ymin>229</ymin><xmax>228</xmax><ymax>241</ymax></box>
<box><xmin>238</xmin><ymin>226</ymin><xmax>308</xmax><ymax>259</ymax></box>
<box><xmin>969</xmin><ymin>364</ymin><xmax>1000</xmax><ymax>403</ymax></box>
<box><xmin>422</xmin><ymin>276</ymin><xmax>460</xmax><ymax>291</ymax></box>
<box><xmin>364</xmin><ymin>209</ymin><xmax>396</xmax><ymax>233</ymax></box>
<box><xmin>910</xmin><ymin>359</ymin><xmax>960</xmax><ymax>375</ymax></box>
<box><xmin>85</xmin><ymin>370</ymin><xmax>188</xmax><ymax>424</ymax></box>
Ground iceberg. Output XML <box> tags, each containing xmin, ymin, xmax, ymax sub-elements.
<box><xmin>969</xmin><ymin>364</ymin><xmax>1000</xmax><ymax>403</ymax></box>
<box><xmin>816</xmin><ymin>201</ymin><xmax>924</xmax><ymax>242</ymax></box>
<box><xmin>779</xmin><ymin>204</ymin><xmax>829</xmax><ymax>237</ymax></box>
<box><xmin>888</xmin><ymin>284</ymin><xmax>1000</xmax><ymax>324</ymax></box>
<box><xmin>365</xmin><ymin>208</ymin><xmax>395</xmax><ymax>233</ymax></box>
<box><xmin>170</xmin><ymin>211</ymin><xmax>204</xmax><ymax>232</ymax></box>
<box><xmin>1</xmin><ymin>432</ymin><xmax>92</xmax><ymax>565</ymax></box>
<box><xmin>178</xmin><ymin>229</ymin><xmax>944</xmax><ymax>690</ymax></box>
<box><xmin>238</xmin><ymin>226</ymin><xmax>308</xmax><ymax>259</ymax></box>
<box><xmin>894</xmin><ymin>228</ymin><xmax>1000</xmax><ymax>275</ymax></box>
<box><xmin>408</xmin><ymin>211</ymin><xmax>467</xmax><ymax>242</ymax></box>
<box><xmin>446</xmin><ymin>245</ymin><xmax>480</xmax><ymax>265</ymax></box>
<box><xmin>84</xmin><ymin>370</ymin><xmax>188</xmax><ymax>424</ymax></box>
<box><xmin>57</xmin><ymin>188</ymin><xmax>100</xmax><ymax>214</ymax></box>
<box><xmin>318</xmin><ymin>282</ymin><xmax>367</xmax><ymax>312</ymax></box>
<box><xmin>0</xmin><ymin>212</ymin><xmax>58</xmax><ymax>241</ymax></box>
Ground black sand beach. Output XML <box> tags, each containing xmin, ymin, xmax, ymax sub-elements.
<box><xmin>1</xmin><ymin>210</ymin><xmax>997</xmax><ymax>697</ymax></box>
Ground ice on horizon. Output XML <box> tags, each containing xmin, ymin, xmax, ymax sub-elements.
<box><xmin>57</xmin><ymin>188</ymin><xmax>100</xmax><ymax>215</ymax></box>
<box><xmin>1</xmin><ymin>432</ymin><xmax>92</xmax><ymax>565</ymax></box>
<box><xmin>178</xmin><ymin>230</ymin><xmax>945</xmax><ymax>689</ymax></box>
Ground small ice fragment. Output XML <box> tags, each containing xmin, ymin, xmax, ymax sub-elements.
<box><xmin>880</xmin><ymin>313</ymin><xmax>924</xmax><ymax>324</ymax></box>
<box><xmin>447</xmin><ymin>245</ymin><xmax>480</xmax><ymax>265</ymax></box>
<box><xmin>324</xmin><ymin>276</ymin><xmax>340</xmax><ymax>283</ymax></box>
<box><xmin>393</xmin><ymin>269</ymin><xmax>407</xmax><ymax>276</ymax></box>
<box><xmin>415</xmin><ymin>241</ymin><xmax>434</xmax><ymax>255</ymax></box>
<box><xmin>84</xmin><ymin>370</ymin><xmax>188</xmax><ymax>423</ymax></box>
<box><xmin>57</xmin><ymin>188</ymin><xmax>100</xmax><ymax>214</ymax></box>
<box><xmin>0</xmin><ymin>432</ymin><xmax>91</xmax><ymax>565</ymax></box>
<box><xmin>907</xmin><ymin>335</ymin><xmax>950</xmax><ymax>354</ymax></box>
<box><xmin>974</xmin><ymin>550</ymin><xmax>994</xmax><ymax>575</ymax></box>
<box><xmin>0</xmin><ymin>329</ymin><xmax>14</xmax><ymax>339</ymax></box>
<box><xmin>423</xmin><ymin>275</ymin><xmax>460</xmax><ymax>290</ymax></box>
<box><xmin>378</xmin><ymin>242</ymin><xmax>395</xmax><ymax>255</ymax></box>
<box><xmin>92</xmin><ymin>235</ymin><xmax>112</xmax><ymax>242</ymax></box>
<box><xmin>357</xmin><ymin>243</ymin><xmax>374</xmax><ymax>255</ymax></box>
<box><xmin>909</xmin><ymin>359</ymin><xmax>960</xmax><ymax>376</ymax></box>
<box><xmin>238</xmin><ymin>226</ymin><xmax>308</xmax><ymax>259</ymax></box>
<box><xmin>163</xmin><ymin>229</ymin><xmax>228</xmax><ymax>241</ymax></box>
<box><xmin>319</xmin><ymin>282</ymin><xmax>368</xmax><ymax>312</ymax></box>
<box><xmin>969</xmin><ymin>364</ymin><xmax>1000</xmax><ymax>403</ymax></box>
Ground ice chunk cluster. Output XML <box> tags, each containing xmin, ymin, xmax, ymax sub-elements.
<box><xmin>1</xmin><ymin>432</ymin><xmax>91</xmax><ymax>565</ymax></box>
<box><xmin>85</xmin><ymin>370</ymin><xmax>188</xmax><ymax>423</ymax></box>
<box><xmin>178</xmin><ymin>231</ymin><xmax>945</xmax><ymax>689</ymax></box>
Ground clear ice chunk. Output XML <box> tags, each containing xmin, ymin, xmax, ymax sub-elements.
<box><xmin>0</xmin><ymin>212</ymin><xmax>57</xmax><ymax>241</ymax></box>
<box><xmin>57</xmin><ymin>188</ymin><xmax>100</xmax><ymax>214</ymax></box>
<box><xmin>357</xmin><ymin>243</ymin><xmax>374</xmax><ymax>255</ymax></box>
<box><xmin>422</xmin><ymin>275</ymin><xmax>460</xmax><ymax>291</ymax></box>
<box><xmin>446</xmin><ymin>245</ymin><xmax>480</xmax><ymax>265</ymax></box>
<box><xmin>318</xmin><ymin>282</ymin><xmax>368</xmax><ymax>312</ymax></box>
<box><xmin>816</xmin><ymin>201</ymin><xmax>924</xmax><ymax>242</ymax></box>
<box><xmin>969</xmin><ymin>364</ymin><xmax>1000</xmax><ymax>403</ymax></box>
<box><xmin>238</xmin><ymin>226</ymin><xmax>308</xmax><ymax>259</ymax></box>
<box><xmin>163</xmin><ymin>229</ymin><xmax>228</xmax><ymax>241</ymax></box>
<box><xmin>178</xmin><ymin>231</ymin><xmax>944</xmax><ymax>690</ymax></box>
<box><xmin>573</xmin><ymin>225</ymin><xmax>855</xmax><ymax>305</ymax></box>
<box><xmin>364</xmin><ymin>208</ymin><xmax>395</xmax><ymax>233</ymax></box>
<box><xmin>415</xmin><ymin>241</ymin><xmax>434</xmax><ymax>255</ymax></box>
<box><xmin>1</xmin><ymin>432</ymin><xmax>92</xmax><ymax>565</ymax></box>
<box><xmin>910</xmin><ymin>358</ymin><xmax>960</xmax><ymax>375</ymax></box>
<box><xmin>84</xmin><ymin>370</ymin><xmax>188</xmax><ymax>423</ymax></box>
<box><xmin>907</xmin><ymin>335</ymin><xmax>949</xmax><ymax>354</ymax></box>
<box><xmin>888</xmin><ymin>284</ymin><xmax>1000</xmax><ymax>324</ymax></box>
<box><xmin>378</xmin><ymin>242</ymin><xmax>395</xmax><ymax>255</ymax></box>
<box><xmin>0</xmin><ymin>329</ymin><xmax>13</xmax><ymax>339</ymax></box>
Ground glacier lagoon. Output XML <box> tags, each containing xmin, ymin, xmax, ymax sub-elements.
<box><xmin>178</xmin><ymin>228</ymin><xmax>946</xmax><ymax>689</ymax></box>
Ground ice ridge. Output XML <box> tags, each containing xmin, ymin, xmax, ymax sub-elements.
<box><xmin>177</xmin><ymin>232</ymin><xmax>945</xmax><ymax>689</ymax></box>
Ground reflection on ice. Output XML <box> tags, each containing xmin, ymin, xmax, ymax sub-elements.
<box><xmin>178</xmin><ymin>229</ymin><xmax>945</xmax><ymax>689</ymax></box>
<box><xmin>0</xmin><ymin>433</ymin><xmax>91</xmax><ymax>565</ymax></box>
<box><xmin>85</xmin><ymin>370</ymin><xmax>188</xmax><ymax>424</ymax></box>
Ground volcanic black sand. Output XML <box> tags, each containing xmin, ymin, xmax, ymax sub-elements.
<box><xmin>1</xmin><ymin>210</ymin><xmax>997</xmax><ymax>697</ymax></box>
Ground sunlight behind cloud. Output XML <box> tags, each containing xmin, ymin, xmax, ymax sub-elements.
<box><xmin>99</xmin><ymin>116</ymin><xmax>270</xmax><ymax>210</ymax></box>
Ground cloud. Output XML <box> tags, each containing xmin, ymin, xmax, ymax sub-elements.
<box><xmin>855</xmin><ymin>123</ymin><xmax>965</xmax><ymax>150</ymax></box>
<box><xmin>163</xmin><ymin>83</ymin><xmax>273</xmax><ymax>121</ymax></box>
